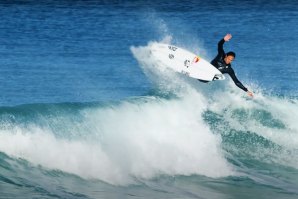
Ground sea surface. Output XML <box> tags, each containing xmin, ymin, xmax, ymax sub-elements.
<box><xmin>0</xmin><ymin>0</ymin><xmax>298</xmax><ymax>198</ymax></box>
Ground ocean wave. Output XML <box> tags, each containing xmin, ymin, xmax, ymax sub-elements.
<box><xmin>0</xmin><ymin>42</ymin><xmax>297</xmax><ymax>187</ymax></box>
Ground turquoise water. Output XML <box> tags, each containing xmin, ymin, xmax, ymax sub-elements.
<box><xmin>0</xmin><ymin>1</ymin><xmax>298</xmax><ymax>198</ymax></box>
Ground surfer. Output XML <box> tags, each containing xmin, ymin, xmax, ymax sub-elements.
<box><xmin>211</xmin><ymin>34</ymin><xmax>253</xmax><ymax>97</ymax></box>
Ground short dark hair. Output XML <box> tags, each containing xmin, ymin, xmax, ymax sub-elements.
<box><xmin>226</xmin><ymin>51</ymin><xmax>236</xmax><ymax>58</ymax></box>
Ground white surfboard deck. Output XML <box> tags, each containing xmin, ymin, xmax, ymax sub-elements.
<box><xmin>149</xmin><ymin>43</ymin><xmax>225</xmax><ymax>82</ymax></box>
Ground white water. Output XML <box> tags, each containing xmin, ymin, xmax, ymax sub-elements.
<box><xmin>0</xmin><ymin>90</ymin><xmax>234</xmax><ymax>185</ymax></box>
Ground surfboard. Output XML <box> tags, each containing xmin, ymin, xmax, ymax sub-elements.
<box><xmin>149</xmin><ymin>43</ymin><xmax>225</xmax><ymax>82</ymax></box>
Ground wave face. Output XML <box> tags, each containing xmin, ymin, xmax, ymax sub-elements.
<box><xmin>0</xmin><ymin>94</ymin><xmax>233</xmax><ymax>185</ymax></box>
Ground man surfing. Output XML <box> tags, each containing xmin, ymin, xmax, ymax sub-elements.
<box><xmin>211</xmin><ymin>34</ymin><xmax>253</xmax><ymax>97</ymax></box>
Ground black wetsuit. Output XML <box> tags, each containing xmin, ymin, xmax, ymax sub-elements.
<box><xmin>211</xmin><ymin>39</ymin><xmax>248</xmax><ymax>92</ymax></box>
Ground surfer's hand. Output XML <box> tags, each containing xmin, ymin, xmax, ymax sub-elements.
<box><xmin>247</xmin><ymin>91</ymin><xmax>254</xmax><ymax>97</ymax></box>
<box><xmin>224</xmin><ymin>34</ymin><xmax>232</xmax><ymax>41</ymax></box>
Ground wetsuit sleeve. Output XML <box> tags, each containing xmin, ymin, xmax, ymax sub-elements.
<box><xmin>217</xmin><ymin>39</ymin><xmax>225</xmax><ymax>55</ymax></box>
<box><xmin>211</xmin><ymin>39</ymin><xmax>225</xmax><ymax>67</ymax></box>
<box><xmin>228</xmin><ymin>69</ymin><xmax>248</xmax><ymax>92</ymax></box>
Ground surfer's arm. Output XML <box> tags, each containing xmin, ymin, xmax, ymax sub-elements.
<box><xmin>217</xmin><ymin>39</ymin><xmax>225</xmax><ymax>54</ymax></box>
<box><xmin>218</xmin><ymin>34</ymin><xmax>232</xmax><ymax>54</ymax></box>
<box><xmin>228</xmin><ymin>69</ymin><xmax>248</xmax><ymax>92</ymax></box>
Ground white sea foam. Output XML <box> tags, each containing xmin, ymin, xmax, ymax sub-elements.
<box><xmin>206</xmin><ymin>80</ymin><xmax>298</xmax><ymax>169</ymax></box>
<box><xmin>0</xmin><ymin>43</ymin><xmax>236</xmax><ymax>184</ymax></box>
<box><xmin>0</xmin><ymin>90</ymin><xmax>234</xmax><ymax>185</ymax></box>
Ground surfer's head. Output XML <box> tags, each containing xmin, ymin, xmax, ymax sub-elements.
<box><xmin>224</xmin><ymin>51</ymin><xmax>236</xmax><ymax>64</ymax></box>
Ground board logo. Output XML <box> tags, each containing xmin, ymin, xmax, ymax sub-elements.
<box><xmin>168</xmin><ymin>46</ymin><xmax>177</xmax><ymax>51</ymax></box>
<box><xmin>169</xmin><ymin>54</ymin><xmax>174</xmax><ymax>59</ymax></box>
<box><xmin>184</xmin><ymin>60</ymin><xmax>190</xmax><ymax>68</ymax></box>
<box><xmin>193</xmin><ymin>56</ymin><xmax>200</xmax><ymax>63</ymax></box>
